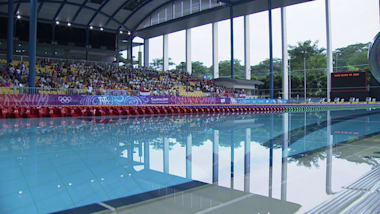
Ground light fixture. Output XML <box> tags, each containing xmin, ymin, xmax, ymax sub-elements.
<box><xmin>89</xmin><ymin>25</ymin><xmax>93</xmax><ymax>30</ymax></box>
<box><xmin>56</xmin><ymin>20</ymin><xmax>60</xmax><ymax>25</ymax></box>
<box><xmin>67</xmin><ymin>22</ymin><xmax>71</xmax><ymax>27</ymax></box>
<box><xmin>100</xmin><ymin>27</ymin><xmax>104</xmax><ymax>31</ymax></box>
<box><xmin>17</xmin><ymin>14</ymin><xmax>21</xmax><ymax>19</ymax></box>
<box><xmin>127</xmin><ymin>31</ymin><xmax>131</xmax><ymax>35</ymax></box>
<box><xmin>119</xmin><ymin>30</ymin><xmax>123</xmax><ymax>34</ymax></box>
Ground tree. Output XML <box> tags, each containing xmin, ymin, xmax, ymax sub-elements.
<box><xmin>251</xmin><ymin>58</ymin><xmax>282</xmax><ymax>78</ymax></box>
<box><xmin>218</xmin><ymin>59</ymin><xmax>245</xmax><ymax>79</ymax></box>
<box><xmin>191</xmin><ymin>61</ymin><xmax>210</xmax><ymax>78</ymax></box>
<box><xmin>150</xmin><ymin>58</ymin><xmax>175</xmax><ymax>70</ymax></box>
<box><xmin>334</xmin><ymin>43</ymin><xmax>370</xmax><ymax>72</ymax></box>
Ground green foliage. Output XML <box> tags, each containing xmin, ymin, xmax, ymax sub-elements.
<box><xmin>150</xmin><ymin>58</ymin><xmax>175</xmax><ymax>70</ymax></box>
<box><xmin>334</xmin><ymin>43</ymin><xmax>370</xmax><ymax>72</ymax></box>
<box><xmin>218</xmin><ymin>59</ymin><xmax>245</xmax><ymax>79</ymax></box>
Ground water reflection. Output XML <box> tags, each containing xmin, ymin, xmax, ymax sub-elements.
<box><xmin>0</xmin><ymin>109</ymin><xmax>380</xmax><ymax>213</ymax></box>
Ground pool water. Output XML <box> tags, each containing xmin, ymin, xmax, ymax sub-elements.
<box><xmin>0</xmin><ymin>109</ymin><xmax>379</xmax><ymax>213</ymax></box>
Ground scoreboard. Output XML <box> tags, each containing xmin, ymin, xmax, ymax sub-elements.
<box><xmin>331</xmin><ymin>71</ymin><xmax>368</xmax><ymax>92</ymax></box>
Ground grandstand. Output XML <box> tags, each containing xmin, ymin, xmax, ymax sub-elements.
<box><xmin>1</xmin><ymin>0</ymin><xmax>380</xmax><ymax>214</ymax></box>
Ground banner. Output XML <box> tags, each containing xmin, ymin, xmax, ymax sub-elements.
<box><xmin>0</xmin><ymin>94</ymin><xmax>286</xmax><ymax>107</ymax></box>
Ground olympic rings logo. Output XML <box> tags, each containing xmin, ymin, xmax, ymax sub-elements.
<box><xmin>58</xmin><ymin>96</ymin><xmax>72</xmax><ymax>104</ymax></box>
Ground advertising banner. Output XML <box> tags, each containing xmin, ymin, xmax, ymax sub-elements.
<box><xmin>0</xmin><ymin>94</ymin><xmax>284</xmax><ymax>107</ymax></box>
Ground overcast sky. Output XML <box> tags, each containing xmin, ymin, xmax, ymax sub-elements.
<box><xmin>132</xmin><ymin>0</ymin><xmax>380</xmax><ymax>67</ymax></box>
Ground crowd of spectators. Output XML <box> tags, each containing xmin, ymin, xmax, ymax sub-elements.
<box><xmin>0</xmin><ymin>60</ymin><xmax>242</xmax><ymax>97</ymax></box>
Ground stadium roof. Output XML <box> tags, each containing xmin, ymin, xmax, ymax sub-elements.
<box><xmin>0</xmin><ymin>0</ymin><xmax>311</xmax><ymax>39</ymax></box>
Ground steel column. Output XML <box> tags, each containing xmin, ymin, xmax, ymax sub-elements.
<box><xmin>325</xmin><ymin>0</ymin><xmax>333</xmax><ymax>101</ymax></box>
<box><xmin>244</xmin><ymin>15</ymin><xmax>251</xmax><ymax>80</ymax></box>
<box><xmin>144</xmin><ymin>39</ymin><xmax>149</xmax><ymax>67</ymax></box>
<box><xmin>230</xmin><ymin>6</ymin><xmax>234</xmax><ymax>79</ymax></box>
<box><xmin>28</xmin><ymin>0</ymin><xmax>37</xmax><ymax>89</ymax></box>
<box><xmin>7</xmin><ymin>0</ymin><xmax>14</xmax><ymax>64</ymax></box>
<box><xmin>163</xmin><ymin>34</ymin><xmax>169</xmax><ymax>71</ymax></box>
<box><xmin>85</xmin><ymin>29</ymin><xmax>89</xmax><ymax>61</ymax></box>
<box><xmin>129</xmin><ymin>36</ymin><xmax>134</xmax><ymax>66</ymax></box>
<box><xmin>186</xmin><ymin>29</ymin><xmax>192</xmax><ymax>74</ymax></box>
<box><xmin>268</xmin><ymin>0</ymin><xmax>274</xmax><ymax>99</ymax></box>
<box><xmin>281</xmin><ymin>7</ymin><xmax>289</xmax><ymax>100</ymax></box>
<box><xmin>212</xmin><ymin>22</ymin><xmax>219</xmax><ymax>79</ymax></box>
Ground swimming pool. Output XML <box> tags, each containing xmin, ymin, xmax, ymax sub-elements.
<box><xmin>0</xmin><ymin>109</ymin><xmax>379</xmax><ymax>213</ymax></box>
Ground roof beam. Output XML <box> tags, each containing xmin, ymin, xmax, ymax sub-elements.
<box><xmin>72</xmin><ymin>0</ymin><xmax>89</xmax><ymax>22</ymax></box>
<box><xmin>104</xmin><ymin>0</ymin><xmax>133</xmax><ymax>28</ymax></box>
<box><xmin>120</xmin><ymin>0</ymin><xmax>153</xmax><ymax>29</ymax></box>
<box><xmin>87</xmin><ymin>0</ymin><xmax>112</xmax><ymax>27</ymax></box>
<box><xmin>37</xmin><ymin>0</ymin><xmax>45</xmax><ymax>15</ymax></box>
<box><xmin>52</xmin><ymin>0</ymin><xmax>66</xmax><ymax>22</ymax></box>
<box><xmin>2</xmin><ymin>0</ymin><xmax>130</xmax><ymax>32</ymax></box>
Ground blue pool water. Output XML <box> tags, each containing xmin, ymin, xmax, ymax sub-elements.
<box><xmin>0</xmin><ymin>109</ymin><xmax>380</xmax><ymax>213</ymax></box>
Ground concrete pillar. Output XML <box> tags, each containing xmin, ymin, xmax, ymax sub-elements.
<box><xmin>144</xmin><ymin>142</ymin><xmax>150</xmax><ymax>169</ymax></box>
<box><xmin>213</xmin><ymin>130</ymin><xmax>219</xmax><ymax>184</ymax></box>
<box><xmin>244</xmin><ymin>128</ymin><xmax>251</xmax><ymax>192</ymax></box>
<box><xmin>163</xmin><ymin>34</ymin><xmax>169</xmax><ymax>71</ymax></box>
<box><xmin>7</xmin><ymin>0</ymin><xmax>14</xmax><ymax>64</ymax></box>
<box><xmin>186</xmin><ymin>134</ymin><xmax>192</xmax><ymax>179</ymax></box>
<box><xmin>28</xmin><ymin>0</ymin><xmax>37</xmax><ymax>89</ymax></box>
<box><xmin>268</xmin><ymin>0</ymin><xmax>274</xmax><ymax>99</ymax></box>
<box><xmin>325</xmin><ymin>0</ymin><xmax>333</xmax><ymax>101</ymax></box>
<box><xmin>186</xmin><ymin>29</ymin><xmax>192</xmax><ymax>74</ymax></box>
<box><xmin>212</xmin><ymin>22</ymin><xmax>219</xmax><ymax>79</ymax></box>
<box><xmin>230</xmin><ymin>6</ymin><xmax>234</xmax><ymax>79</ymax></box>
<box><xmin>163</xmin><ymin>138</ymin><xmax>169</xmax><ymax>174</ymax></box>
<box><xmin>144</xmin><ymin>39</ymin><xmax>149</xmax><ymax>67</ymax></box>
<box><xmin>281</xmin><ymin>113</ymin><xmax>289</xmax><ymax>200</ymax></box>
<box><xmin>244</xmin><ymin>16</ymin><xmax>251</xmax><ymax>80</ymax></box>
<box><xmin>281</xmin><ymin>7</ymin><xmax>289</xmax><ymax>100</ymax></box>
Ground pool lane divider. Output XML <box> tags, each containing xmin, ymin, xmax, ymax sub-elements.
<box><xmin>0</xmin><ymin>104</ymin><xmax>379</xmax><ymax>119</ymax></box>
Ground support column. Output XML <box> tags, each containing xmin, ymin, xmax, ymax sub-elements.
<box><xmin>213</xmin><ymin>130</ymin><xmax>219</xmax><ymax>184</ymax></box>
<box><xmin>281</xmin><ymin>7</ymin><xmax>289</xmax><ymax>100</ymax></box>
<box><xmin>85</xmin><ymin>29</ymin><xmax>89</xmax><ymax>61</ymax></box>
<box><xmin>186</xmin><ymin>134</ymin><xmax>192</xmax><ymax>179</ymax></box>
<box><xmin>144</xmin><ymin>142</ymin><xmax>150</xmax><ymax>169</ymax></box>
<box><xmin>28</xmin><ymin>0</ymin><xmax>37</xmax><ymax>89</ymax></box>
<box><xmin>281</xmin><ymin>113</ymin><xmax>289</xmax><ymax>201</ymax></box>
<box><xmin>163</xmin><ymin>138</ymin><xmax>169</xmax><ymax>174</ymax></box>
<box><xmin>163</xmin><ymin>34</ymin><xmax>169</xmax><ymax>71</ymax></box>
<box><xmin>325</xmin><ymin>0</ymin><xmax>333</xmax><ymax>101</ymax></box>
<box><xmin>268</xmin><ymin>0</ymin><xmax>274</xmax><ymax>99</ymax></box>
<box><xmin>7</xmin><ymin>0</ymin><xmax>14</xmax><ymax>64</ymax></box>
<box><xmin>186</xmin><ymin>29</ymin><xmax>192</xmax><ymax>74</ymax></box>
<box><xmin>244</xmin><ymin>16</ymin><xmax>251</xmax><ymax>80</ymax></box>
<box><xmin>144</xmin><ymin>39</ymin><xmax>149</xmax><ymax>67</ymax></box>
<box><xmin>230</xmin><ymin>6</ymin><xmax>234</xmax><ymax>79</ymax></box>
<box><xmin>129</xmin><ymin>36</ymin><xmax>133</xmax><ymax>66</ymax></box>
<box><xmin>212</xmin><ymin>22</ymin><xmax>219</xmax><ymax>79</ymax></box>
<box><xmin>244</xmin><ymin>128</ymin><xmax>251</xmax><ymax>192</ymax></box>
